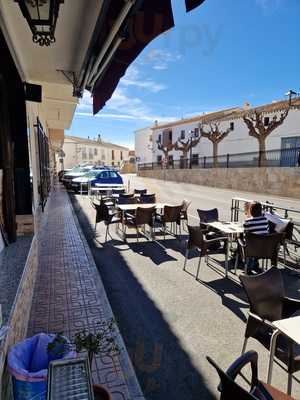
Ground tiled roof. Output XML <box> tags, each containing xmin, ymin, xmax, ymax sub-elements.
<box><xmin>151</xmin><ymin>97</ymin><xmax>300</xmax><ymax>129</ymax></box>
<box><xmin>65</xmin><ymin>135</ymin><xmax>129</xmax><ymax>150</ymax></box>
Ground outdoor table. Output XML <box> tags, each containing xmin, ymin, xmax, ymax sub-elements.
<box><xmin>117</xmin><ymin>203</ymin><xmax>172</xmax><ymax>241</ymax></box>
<box><xmin>267</xmin><ymin>315</ymin><xmax>300</xmax><ymax>394</ymax></box>
<box><xmin>205</xmin><ymin>221</ymin><xmax>244</xmax><ymax>277</ymax></box>
<box><xmin>89</xmin><ymin>184</ymin><xmax>125</xmax><ymax>199</ymax></box>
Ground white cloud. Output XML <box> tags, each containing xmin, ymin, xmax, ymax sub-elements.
<box><xmin>256</xmin><ymin>0</ymin><xmax>281</xmax><ymax>10</ymax></box>
<box><xmin>120</xmin><ymin>66</ymin><xmax>167</xmax><ymax>92</ymax></box>
<box><xmin>140</xmin><ymin>48</ymin><xmax>182</xmax><ymax>71</ymax></box>
<box><xmin>75</xmin><ymin>88</ymin><xmax>176</xmax><ymax>124</ymax></box>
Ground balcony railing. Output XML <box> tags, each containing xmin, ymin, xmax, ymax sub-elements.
<box><xmin>138</xmin><ymin>147</ymin><xmax>300</xmax><ymax>171</ymax></box>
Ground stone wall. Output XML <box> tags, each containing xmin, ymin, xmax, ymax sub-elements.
<box><xmin>138</xmin><ymin>167</ymin><xmax>300</xmax><ymax>198</ymax></box>
<box><xmin>0</xmin><ymin>237</ymin><xmax>38</xmax><ymax>400</ymax></box>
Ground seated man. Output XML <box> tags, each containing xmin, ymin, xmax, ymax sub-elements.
<box><xmin>243</xmin><ymin>202</ymin><xmax>269</xmax><ymax>235</ymax></box>
<box><xmin>243</xmin><ymin>202</ymin><xmax>269</xmax><ymax>273</ymax></box>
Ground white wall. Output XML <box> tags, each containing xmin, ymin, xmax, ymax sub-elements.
<box><xmin>135</xmin><ymin>127</ymin><xmax>153</xmax><ymax>164</ymax></box>
<box><xmin>62</xmin><ymin>139</ymin><xmax>129</xmax><ymax>169</ymax></box>
<box><xmin>151</xmin><ymin>109</ymin><xmax>300</xmax><ymax>162</ymax></box>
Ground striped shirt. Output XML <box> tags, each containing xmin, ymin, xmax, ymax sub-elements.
<box><xmin>243</xmin><ymin>216</ymin><xmax>269</xmax><ymax>235</ymax></box>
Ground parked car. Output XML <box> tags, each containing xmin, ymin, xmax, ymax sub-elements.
<box><xmin>71</xmin><ymin>169</ymin><xmax>123</xmax><ymax>193</ymax></box>
<box><xmin>62</xmin><ymin>165</ymin><xmax>95</xmax><ymax>188</ymax></box>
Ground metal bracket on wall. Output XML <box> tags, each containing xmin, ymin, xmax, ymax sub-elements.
<box><xmin>56</xmin><ymin>70</ymin><xmax>83</xmax><ymax>98</ymax></box>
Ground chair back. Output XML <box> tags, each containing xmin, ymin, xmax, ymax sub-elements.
<box><xmin>140</xmin><ymin>194</ymin><xmax>156</xmax><ymax>204</ymax></box>
<box><xmin>240</xmin><ymin>267</ymin><xmax>285</xmax><ymax>322</ymax></box>
<box><xmin>134</xmin><ymin>189</ymin><xmax>147</xmax><ymax>195</ymax></box>
<box><xmin>197</xmin><ymin>208</ymin><xmax>219</xmax><ymax>225</ymax></box>
<box><xmin>163</xmin><ymin>205</ymin><xmax>182</xmax><ymax>224</ymax></box>
<box><xmin>120</xmin><ymin>193</ymin><xmax>134</xmax><ymax>198</ymax></box>
<box><xmin>207</xmin><ymin>351</ymin><xmax>259</xmax><ymax>400</ymax></box>
<box><xmin>244</xmin><ymin>232</ymin><xmax>283</xmax><ymax>264</ymax></box>
<box><xmin>112</xmin><ymin>188</ymin><xmax>125</xmax><ymax>195</ymax></box>
<box><xmin>187</xmin><ymin>225</ymin><xmax>206</xmax><ymax>252</ymax></box>
<box><xmin>135</xmin><ymin>207</ymin><xmax>156</xmax><ymax>226</ymax></box>
<box><xmin>118</xmin><ymin>197</ymin><xmax>137</xmax><ymax>205</ymax></box>
<box><xmin>94</xmin><ymin>201</ymin><xmax>110</xmax><ymax>224</ymax></box>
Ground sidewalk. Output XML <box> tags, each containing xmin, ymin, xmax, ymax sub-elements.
<box><xmin>27</xmin><ymin>185</ymin><xmax>144</xmax><ymax>400</ymax></box>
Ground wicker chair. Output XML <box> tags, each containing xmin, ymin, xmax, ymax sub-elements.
<box><xmin>156</xmin><ymin>205</ymin><xmax>182</xmax><ymax>240</ymax></box>
<box><xmin>124</xmin><ymin>206</ymin><xmax>156</xmax><ymax>241</ymax></box>
<box><xmin>183</xmin><ymin>225</ymin><xmax>227</xmax><ymax>280</ymax></box>
<box><xmin>139</xmin><ymin>194</ymin><xmax>156</xmax><ymax>204</ymax></box>
<box><xmin>240</xmin><ymin>267</ymin><xmax>300</xmax><ymax>394</ymax></box>
<box><xmin>92</xmin><ymin>200</ymin><xmax>120</xmax><ymax>242</ymax></box>
<box><xmin>236</xmin><ymin>232</ymin><xmax>284</xmax><ymax>274</ymax></box>
<box><xmin>208</xmin><ymin>350</ymin><xmax>296</xmax><ymax>400</ymax></box>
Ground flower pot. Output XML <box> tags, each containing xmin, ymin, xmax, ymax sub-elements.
<box><xmin>93</xmin><ymin>384</ymin><xmax>112</xmax><ymax>400</ymax></box>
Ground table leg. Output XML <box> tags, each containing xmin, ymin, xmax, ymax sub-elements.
<box><xmin>225</xmin><ymin>235</ymin><xmax>230</xmax><ymax>277</ymax></box>
<box><xmin>122</xmin><ymin>210</ymin><xmax>125</xmax><ymax>241</ymax></box>
<box><xmin>267</xmin><ymin>329</ymin><xmax>280</xmax><ymax>384</ymax></box>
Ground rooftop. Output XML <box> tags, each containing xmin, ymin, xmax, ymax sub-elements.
<box><xmin>151</xmin><ymin>97</ymin><xmax>300</xmax><ymax>130</ymax></box>
<box><xmin>65</xmin><ymin>135</ymin><xmax>129</xmax><ymax>151</ymax></box>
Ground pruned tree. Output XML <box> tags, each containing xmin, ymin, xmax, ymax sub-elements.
<box><xmin>175</xmin><ymin>136</ymin><xmax>201</xmax><ymax>159</ymax></box>
<box><xmin>199</xmin><ymin>122</ymin><xmax>231</xmax><ymax>167</ymax></box>
<box><xmin>242</xmin><ymin>108</ymin><xmax>289</xmax><ymax>165</ymax></box>
<box><xmin>156</xmin><ymin>140</ymin><xmax>176</xmax><ymax>165</ymax></box>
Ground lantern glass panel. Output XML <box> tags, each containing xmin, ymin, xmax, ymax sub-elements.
<box><xmin>25</xmin><ymin>1</ymin><xmax>50</xmax><ymax>22</ymax></box>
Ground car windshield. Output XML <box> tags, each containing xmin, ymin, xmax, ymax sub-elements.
<box><xmin>85</xmin><ymin>170</ymin><xmax>99</xmax><ymax>178</ymax></box>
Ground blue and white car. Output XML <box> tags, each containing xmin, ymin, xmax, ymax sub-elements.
<box><xmin>71</xmin><ymin>169</ymin><xmax>123</xmax><ymax>193</ymax></box>
<box><xmin>62</xmin><ymin>165</ymin><xmax>96</xmax><ymax>187</ymax></box>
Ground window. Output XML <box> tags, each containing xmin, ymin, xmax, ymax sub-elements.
<box><xmin>101</xmin><ymin>149</ymin><xmax>105</xmax><ymax>160</ymax></box>
<box><xmin>94</xmin><ymin>148</ymin><xmax>98</xmax><ymax>156</ymax></box>
<box><xmin>110</xmin><ymin>171</ymin><xmax>118</xmax><ymax>178</ymax></box>
<box><xmin>82</xmin><ymin>147</ymin><xmax>87</xmax><ymax>160</ymax></box>
<box><xmin>162</xmin><ymin>130</ymin><xmax>172</xmax><ymax>146</ymax></box>
<box><xmin>89</xmin><ymin>148</ymin><xmax>93</xmax><ymax>160</ymax></box>
<box><xmin>112</xmin><ymin>150</ymin><xmax>115</xmax><ymax>160</ymax></box>
<box><xmin>120</xmin><ymin>151</ymin><xmax>123</xmax><ymax>160</ymax></box>
<box><xmin>181</xmin><ymin>130</ymin><xmax>185</xmax><ymax>140</ymax></box>
<box><xmin>264</xmin><ymin>117</ymin><xmax>270</xmax><ymax>126</ymax></box>
<box><xmin>157</xmin><ymin>155</ymin><xmax>162</xmax><ymax>163</ymax></box>
<box><xmin>192</xmin><ymin>154</ymin><xmax>199</xmax><ymax>165</ymax></box>
<box><xmin>230</xmin><ymin>122</ymin><xmax>234</xmax><ymax>131</ymax></box>
<box><xmin>158</xmin><ymin>134</ymin><xmax>161</xmax><ymax>143</ymax></box>
<box><xmin>100</xmin><ymin>171</ymin><xmax>110</xmax><ymax>179</ymax></box>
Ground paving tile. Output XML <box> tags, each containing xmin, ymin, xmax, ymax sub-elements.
<box><xmin>27</xmin><ymin>186</ymin><xmax>143</xmax><ymax>399</ymax></box>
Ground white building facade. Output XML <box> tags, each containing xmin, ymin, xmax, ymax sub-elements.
<box><xmin>143</xmin><ymin>100</ymin><xmax>300</xmax><ymax>165</ymax></box>
<box><xmin>63</xmin><ymin>135</ymin><xmax>130</xmax><ymax>169</ymax></box>
<box><xmin>134</xmin><ymin>126</ymin><xmax>154</xmax><ymax>165</ymax></box>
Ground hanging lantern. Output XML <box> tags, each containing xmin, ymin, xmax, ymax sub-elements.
<box><xmin>15</xmin><ymin>0</ymin><xmax>64</xmax><ymax>46</ymax></box>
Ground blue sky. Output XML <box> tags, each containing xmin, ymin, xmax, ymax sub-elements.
<box><xmin>66</xmin><ymin>0</ymin><xmax>300</xmax><ymax>149</ymax></box>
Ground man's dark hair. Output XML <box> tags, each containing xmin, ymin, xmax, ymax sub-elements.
<box><xmin>250</xmin><ymin>202</ymin><xmax>263</xmax><ymax>217</ymax></box>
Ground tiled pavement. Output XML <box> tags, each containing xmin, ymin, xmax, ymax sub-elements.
<box><xmin>27</xmin><ymin>186</ymin><xmax>144</xmax><ymax>400</ymax></box>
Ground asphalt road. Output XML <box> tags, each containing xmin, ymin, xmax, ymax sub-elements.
<box><xmin>70</xmin><ymin>175</ymin><xmax>300</xmax><ymax>400</ymax></box>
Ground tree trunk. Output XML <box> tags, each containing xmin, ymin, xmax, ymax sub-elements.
<box><xmin>213</xmin><ymin>142</ymin><xmax>218</xmax><ymax>168</ymax></box>
<box><xmin>258</xmin><ymin>136</ymin><xmax>267</xmax><ymax>167</ymax></box>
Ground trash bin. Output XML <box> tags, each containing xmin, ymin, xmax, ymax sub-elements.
<box><xmin>8</xmin><ymin>333</ymin><xmax>76</xmax><ymax>400</ymax></box>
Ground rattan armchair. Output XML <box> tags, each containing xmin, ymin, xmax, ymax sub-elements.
<box><xmin>240</xmin><ymin>267</ymin><xmax>300</xmax><ymax>394</ymax></box>
<box><xmin>183</xmin><ymin>225</ymin><xmax>227</xmax><ymax>280</ymax></box>
<box><xmin>207</xmin><ymin>350</ymin><xmax>296</xmax><ymax>400</ymax></box>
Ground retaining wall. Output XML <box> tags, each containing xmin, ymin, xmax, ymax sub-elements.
<box><xmin>138</xmin><ymin>167</ymin><xmax>300</xmax><ymax>198</ymax></box>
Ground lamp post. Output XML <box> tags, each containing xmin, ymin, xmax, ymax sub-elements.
<box><xmin>15</xmin><ymin>0</ymin><xmax>64</xmax><ymax>46</ymax></box>
<box><xmin>189</xmin><ymin>129</ymin><xmax>198</xmax><ymax>169</ymax></box>
<box><xmin>285</xmin><ymin>89</ymin><xmax>297</xmax><ymax>106</ymax></box>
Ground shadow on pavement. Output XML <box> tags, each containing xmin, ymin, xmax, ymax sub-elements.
<box><xmin>70</xmin><ymin>194</ymin><xmax>216</xmax><ymax>400</ymax></box>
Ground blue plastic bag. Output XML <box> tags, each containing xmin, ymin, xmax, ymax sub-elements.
<box><xmin>8</xmin><ymin>333</ymin><xmax>76</xmax><ymax>400</ymax></box>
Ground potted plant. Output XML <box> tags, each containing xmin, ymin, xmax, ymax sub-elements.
<box><xmin>74</xmin><ymin>318</ymin><xmax>120</xmax><ymax>400</ymax></box>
